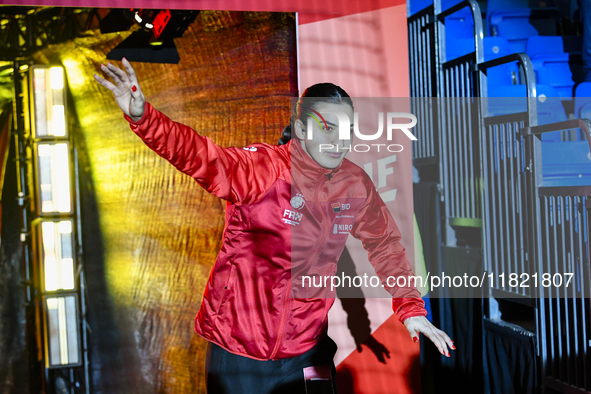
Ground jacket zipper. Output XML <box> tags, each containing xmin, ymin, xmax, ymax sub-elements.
<box><xmin>269</xmin><ymin>174</ymin><xmax>332</xmax><ymax>359</ymax></box>
<box><xmin>292</xmin><ymin>178</ymin><xmax>331</xmax><ymax>278</ymax></box>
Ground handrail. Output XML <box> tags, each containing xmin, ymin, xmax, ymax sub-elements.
<box><xmin>478</xmin><ymin>53</ymin><xmax>536</xmax><ymax>97</ymax></box>
<box><xmin>436</xmin><ymin>0</ymin><xmax>474</xmax><ymax>19</ymax></box>
<box><xmin>434</xmin><ymin>0</ymin><xmax>484</xmax><ymax>66</ymax></box>
<box><xmin>436</xmin><ymin>0</ymin><xmax>484</xmax><ymax>64</ymax></box>
<box><xmin>521</xmin><ymin>118</ymin><xmax>591</xmax><ymax>154</ymax></box>
<box><xmin>478</xmin><ymin>52</ymin><xmax>537</xmax><ymax>126</ymax></box>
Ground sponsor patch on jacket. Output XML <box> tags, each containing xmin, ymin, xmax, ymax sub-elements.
<box><xmin>331</xmin><ymin>203</ymin><xmax>351</xmax><ymax>213</ymax></box>
<box><xmin>333</xmin><ymin>223</ymin><xmax>353</xmax><ymax>234</ymax></box>
<box><xmin>283</xmin><ymin>209</ymin><xmax>303</xmax><ymax>226</ymax></box>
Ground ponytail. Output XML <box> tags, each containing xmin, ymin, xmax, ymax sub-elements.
<box><xmin>278</xmin><ymin>125</ymin><xmax>292</xmax><ymax>145</ymax></box>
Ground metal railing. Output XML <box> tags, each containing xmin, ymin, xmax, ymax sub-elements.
<box><xmin>479</xmin><ymin>73</ymin><xmax>591</xmax><ymax>391</ymax></box>
<box><xmin>478</xmin><ymin>53</ymin><xmax>538</xmax><ymax>299</ymax></box>
<box><xmin>408</xmin><ymin>1</ymin><xmax>591</xmax><ymax>391</ymax></box>
<box><xmin>408</xmin><ymin>7</ymin><xmax>437</xmax><ymax>162</ymax></box>
<box><xmin>525</xmin><ymin>120</ymin><xmax>591</xmax><ymax>392</ymax></box>
<box><xmin>409</xmin><ymin>0</ymin><xmax>486</xmax><ymax>224</ymax></box>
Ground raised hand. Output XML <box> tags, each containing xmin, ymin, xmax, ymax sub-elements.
<box><xmin>404</xmin><ymin>315</ymin><xmax>455</xmax><ymax>357</ymax></box>
<box><xmin>93</xmin><ymin>58</ymin><xmax>145</xmax><ymax>122</ymax></box>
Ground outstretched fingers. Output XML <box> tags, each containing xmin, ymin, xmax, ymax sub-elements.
<box><xmin>421</xmin><ymin>326</ymin><xmax>450</xmax><ymax>357</ymax></box>
<box><xmin>94</xmin><ymin>59</ymin><xmax>145</xmax><ymax>120</ymax></box>
<box><xmin>106</xmin><ymin>62</ymin><xmax>129</xmax><ymax>84</ymax></box>
<box><xmin>405</xmin><ymin>316</ymin><xmax>454</xmax><ymax>357</ymax></box>
<box><xmin>122</xmin><ymin>58</ymin><xmax>140</xmax><ymax>88</ymax></box>
<box><xmin>439</xmin><ymin>328</ymin><xmax>455</xmax><ymax>350</ymax></box>
<box><xmin>93</xmin><ymin>73</ymin><xmax>117</xmax><ymax>93</ymax></box>
<box><xmin>99</xmin><ymin>64</ymin><xmax>118</xmax><ymax>85</ymax></box>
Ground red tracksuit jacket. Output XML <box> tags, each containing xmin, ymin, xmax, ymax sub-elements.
<box><xmin>127</xmin><ymin>103</ymin><xmax>427</xmax><ymax>360</ymax></box>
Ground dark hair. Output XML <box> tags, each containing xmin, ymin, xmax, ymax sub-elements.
<box><xmin>278</xmin><ymin>83</ymin><xmax>353</xmax><ymax>145</ymax></box>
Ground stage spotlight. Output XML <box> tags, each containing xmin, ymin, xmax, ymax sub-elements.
<box><xmin>24</xmin><ymin>63</ymin><xmax>86</xmax><ymax>387</ymax></box>
<box><xmin>134</xmin><ymin>9</ymin><xmax>171</xmax><ymax>39</ymax></box>
<box><xmin>35</xmin><ymin>142</ymin><xmax>72</xmax><ymax>214</ymax></box>
<box><xmin>107</xmin><ymin>29</ymin><xmax>180</xmax><ymax>64</ymax></box>
<box><xmin>28</xmin><ymin>66</ymin><xmax>72</xmax><ymax>215</ymax></box>
<box><xmin>38</xmin><ymin>220</ymin><xmax>76</xmax><ymax>292</ymax></box>
<box><xmin>105</xmin><ymin>9</ymin><xmax>199</xmax><ymax>64</ymax></box>
<box><xmin>31</xmin><ymin>66</ymin><xmax>68</xmax><ymax>138</ymax></box>
<box><xmin>43</xmin><ymin>294</ymin><xmax>81</xmax><ymax>368</ymax></box>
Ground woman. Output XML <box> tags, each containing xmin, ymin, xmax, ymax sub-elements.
<box><xmin>94</xmin><ymin>59</ymin><xmax>454</xmax><ymax>393</ymax></box>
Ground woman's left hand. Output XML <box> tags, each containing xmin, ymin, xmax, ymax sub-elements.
<box><xmin>403</xmin><ymin>316</ymin><xmax>455</xmax><ymax>357</ymax></box>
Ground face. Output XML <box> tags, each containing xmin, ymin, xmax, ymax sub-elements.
<box><xmin>294</xmin><ymin>102</ymin><xmax>354</xmax><ymax>169</ymax></box>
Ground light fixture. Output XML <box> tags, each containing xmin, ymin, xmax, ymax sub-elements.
<box><xmin>133</xmin><ymin>9</ymin><xmax>171</xmax><ymax>38</ymax></box>
<box><xmin>35</xmin><ymin>142</ymin><xmax>72</xmax><ymax>214</ymax></box>
<box><xmin>49</xmin><ymin>67</ymin><xmax>63</xmax><ymax>90</ymax></box>
<box><xmin>38</xmin><ymin>219</ymin><xmax>75</xmax><ymax>292</ymax></box>
<box><xmin>105</xmin><ymin>9</ymin><xmax>199</xmax><ymax>64</ymax></box>
<box><xmin>30</xmin><ymin>66</ymin><xmax>67</xmax><ymax>138</ymax></box>
<box><xmin>26</xmin><ymin>64</ymin><xmax>87</xmax><ymax>388</ymax></box>
<box><xmin>43</xmin><ymin>295</ymin><xmax>81</xmax><ymax>368</ymax></box>
<box><xmin>106</xmin><ymin>29</ymin><xmax>180</xmax><ymax>63</ymax></box>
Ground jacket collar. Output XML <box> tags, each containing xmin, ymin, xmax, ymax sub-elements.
<box><xmin>290</xmin><ymin>138</ymin><xmax>344</xmax><ymax>188</ymax></box>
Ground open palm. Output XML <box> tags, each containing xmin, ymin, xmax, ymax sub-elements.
<box><xmin>93</xmin><ymin>58</ymin><xmax>145</xmax><ymax>122</ymax></box>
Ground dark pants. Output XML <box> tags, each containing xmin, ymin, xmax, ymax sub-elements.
<box><xmin>205</xmin><ymin>336</ymin><xmax>338</xmax><ymax>394</ymax></box>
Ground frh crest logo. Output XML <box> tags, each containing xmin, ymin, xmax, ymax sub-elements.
<box><xmin>290</xmin><ymin>193</ymin><xmax>306</xmax><ymax>210</ymax></box>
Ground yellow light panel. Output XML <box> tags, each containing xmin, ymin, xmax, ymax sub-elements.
<box><xmin>41</xmin><ymin>220</ymin><xmax>75</xmax><ymax>292</ymax></box>
<box><xmin>45</xmin><ymin>295</ymin><xmax>80</xmax><ymax>367</ymax></box>
<box><xmin>54</xmin><ymin>144</ymin><xmax>71</xmax><ymax>213</ymax></box>
<box><xmin>50</xmin><ymin>67</ymin><xmax>64</xmax><ymax>90</ymax></box>
<box><xmin>37</xmin><ymin>143</ymin><xmax>72</xmax><ymax>214</ymax></box>
<box><xmin>59</xmin><ymin>220</ymin><xmax>72</xmax><ymax>234</ymax></box>
<box><xmin>52</xmin><ymin>105</ymin><xmax>66</xmax><ymax>137</ymax></box>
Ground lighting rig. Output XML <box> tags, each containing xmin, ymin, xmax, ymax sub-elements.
<box><xmin>102</xmin><ymin>9</ymin><xmax>199</xmax><ymax>64</ymax></box>
<box><xmin>0</xmin><ymin>7</ymin><xmax>199</xmax><ymax>392</ymax></box>
<box><xmin>0</xmin><ymin>8</ymin><xmax>98</xmax><ymax>394</ymax></box>
<box><xmin>1</xmin><ymin>6</ymin><xmax>91</xmax><ymax>394</ymax></box>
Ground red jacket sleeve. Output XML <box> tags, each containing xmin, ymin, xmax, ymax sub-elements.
<box><xmin>351</xmin><ymin>176</ymin><xmax>427</xmax><ymax>323</ymax></box>
<box><xmin>125</xmin><ymin>102</ymin><xmax>286</xmax><ymax>204</ymax></box>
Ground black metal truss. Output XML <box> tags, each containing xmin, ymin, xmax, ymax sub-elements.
<box><xmin>0</xmin><ymin>7</ymin><xmax>101</xmax><ymax>61</ymax></box>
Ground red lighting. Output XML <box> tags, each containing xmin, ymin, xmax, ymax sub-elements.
<box><xmin>131</xmin><ymin>9</ymin><xmax>172</xmax><ymax>39</ymax></box>
<box><xmin>152</xmin><ymin>10</ymin><xmax>171</xmax><ymax>39</ymax></box>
